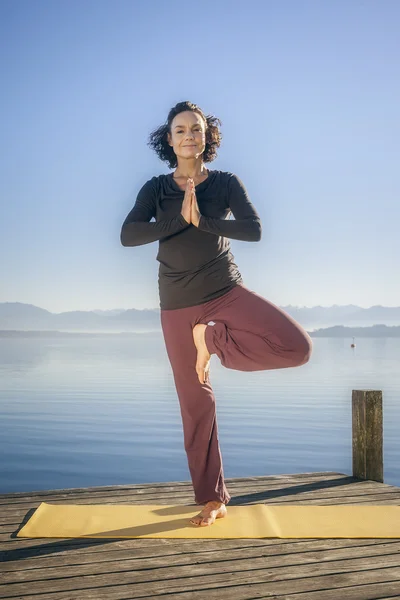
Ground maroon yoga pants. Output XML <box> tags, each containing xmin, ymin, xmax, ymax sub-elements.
<box><xmin>160</xmin><ymin>283</ymin><xmax>313</xmax><ymax>506</ymax></box>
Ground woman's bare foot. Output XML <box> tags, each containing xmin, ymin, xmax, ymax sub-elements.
<box><xmin>192</xmin><ymin>323</ymin><xmax>211</xmax><ymax>384</ymax></box>
<box><xmin>189</xmin><ymin>501</ymin><xmax>227</xmax><ymax>527</ymax></box>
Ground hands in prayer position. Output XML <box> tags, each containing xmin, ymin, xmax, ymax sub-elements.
<box><xmin>181</xmin><ymin>178</ymin><xmax>201</xmax><ymax>227</ymax></box>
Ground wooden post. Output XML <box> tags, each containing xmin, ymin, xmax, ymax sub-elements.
<box><xmin>352</xmin><ymin>390</ymin><xmax>383</xmax><ymax>482</ymax></box>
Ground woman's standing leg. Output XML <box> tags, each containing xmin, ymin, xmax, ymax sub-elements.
<box><xmin>160</xmin><ymin>305</ymin><xmax>231</xmax><ymax>507</ymax></box>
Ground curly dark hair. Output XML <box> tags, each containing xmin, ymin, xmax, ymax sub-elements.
<box><xmin>147</xmin><ymin>101</ymin><xmax>222</xmax><ymax>169</ymax></box>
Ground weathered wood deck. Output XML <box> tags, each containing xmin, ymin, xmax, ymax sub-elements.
<box><xmin>1</xmin><ymin>471</ymin><xmax>400</xmax><ymax>599</ymax></box>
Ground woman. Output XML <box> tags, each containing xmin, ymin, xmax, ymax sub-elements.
<box><xmin>121</xmin><ymin>100</ymin><xmax>313</xmax><ymax>527</ymax></box>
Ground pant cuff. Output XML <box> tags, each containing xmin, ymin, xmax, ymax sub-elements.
<box><xmin>196</xmin><ymin>494</ymin><xmax>231</xmax><ymax>505</ymax></box>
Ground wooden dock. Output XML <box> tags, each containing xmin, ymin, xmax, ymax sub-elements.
<box><xmin>1</xmin><ymin>471</ymin><xmax>400</xmax><ymax>599</ymax></box>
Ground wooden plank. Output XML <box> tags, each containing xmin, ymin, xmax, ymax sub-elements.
<box><xmin>2</xmin><ymin>541</ymin><xmax>400</xmax><ymax>584</ymax></box>
<box><xmin>265</xmin><ymin>583</ymin><xmax>400</xmax><ymax>599</ymax></box>
<box><xmin>0</xmin><ymin>479</ymin><xmax>398</xmax><ymax>508</ymax></box>
<box><xmin>0</xmin><ymin>474</ymin><xmax>395</xmax><ymax>507</ymax></box>
<box><xmin>0</xmin><ymin>472</ymin><xmax>350</xmax><ymax>501</ymax></box>
<box><xmin>2</xmin><ymin>539</ymin><xmax>398</xmax><ymax>570</ymax></box>
<box><xmin>0</xmin><ymin>536</ymin><xmax>394</xmax><ymax>555</ymax></box>
<box><xmin>352</xmin><ymin>389</ymin><xmax>383</xmax><ymax>482</ymax></box>
<box><xmin>1</xmin><ymin>561</ymin><xmax>400</xmax><ymax>599</ymax></box>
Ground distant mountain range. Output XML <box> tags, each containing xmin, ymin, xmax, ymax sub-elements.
<box><xmin>1</xmin><ymin>302</ymin><xmax>400</xmax><ymax>337</ymax></box>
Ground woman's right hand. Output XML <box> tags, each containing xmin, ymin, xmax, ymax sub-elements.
<box><xmin>180</xmin><ymin>178</ymin><xmax>193</xmax><ymax>224</ymax></box>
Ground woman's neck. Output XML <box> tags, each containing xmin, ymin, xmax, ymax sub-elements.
<box><xmin>173</xmin><ymin>166</ymin><xmax>208</xmax><ymax>179</ymax></box>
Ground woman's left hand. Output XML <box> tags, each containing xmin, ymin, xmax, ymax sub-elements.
<box><xmin>190</xmin><ymin>186</ymin><xmax>201</xmax><ymax>227</ymax></box>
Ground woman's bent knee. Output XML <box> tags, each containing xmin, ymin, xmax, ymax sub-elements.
<box><xmin>297</xmin><ymin>335</ymin><xmax>313</xmax><ymax>366</ymax></box>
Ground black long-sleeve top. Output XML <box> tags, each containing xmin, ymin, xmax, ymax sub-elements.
<box><xmin>120</xmin><ymin>169</ymin><xmax>262</xmax><ymax>310</ymax></box>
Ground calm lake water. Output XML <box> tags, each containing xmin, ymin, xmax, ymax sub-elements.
<box><xmin>0</xmin><ymin>334</ymin><xmax>399</xmax><ymax>495</ymax></box>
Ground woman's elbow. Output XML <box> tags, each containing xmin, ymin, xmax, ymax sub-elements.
<box><xmin>253</xmin><ymin>219</ymin><xmax>262</xmax><ymax>241</ymax></box>
<box><xmin>120</xmin><ymin>226</ymin><xmax>132</xmax><ymax>247</ymax></box>
<box><xmin>120</xmin><ymin>228</ymin><xmax>127</xmax><ymax>246</ymax></box>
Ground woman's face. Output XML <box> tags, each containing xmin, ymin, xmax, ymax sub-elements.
<box><xmin>168</xmin><ymin>111</ymin><xmax>206</xmax><ymax>159</ymax></box>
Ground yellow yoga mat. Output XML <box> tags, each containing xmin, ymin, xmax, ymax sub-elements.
<box><xmin>17</xmin><ymin>502</ymin><xmax>400</xmax><ymax>539</ymax></box>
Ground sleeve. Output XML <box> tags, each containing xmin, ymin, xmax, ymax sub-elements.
<box><xmin>196</xmin><ymin>173</ymin><xmax>262</xmax><ymax>241</ymax></box>
<box><xmin>120</xmin><ymin>178</ymin><xmax>190</xmax><ymax>247</ymax></box>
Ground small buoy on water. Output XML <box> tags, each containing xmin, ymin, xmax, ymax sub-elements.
<box><xmin>351</xmin><ymin>337</ymin><xmax>356</xmax><ymax>348</ymax></box>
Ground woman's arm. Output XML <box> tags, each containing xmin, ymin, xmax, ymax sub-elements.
<box><xmin>196</xmin><ymin>173</ymin><xmax>262</xmax><ymax>241</ymax></box>
<box><xmin>120</xmin><ymin>179</ymin><xmax>189</xmax><ymax>247</ymax></box>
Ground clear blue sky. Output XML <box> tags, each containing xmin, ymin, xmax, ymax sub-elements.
<box><xmin>1</xmin><ymin>0</ymin><xmax>399</xmax><ymax>313</ymax></box>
